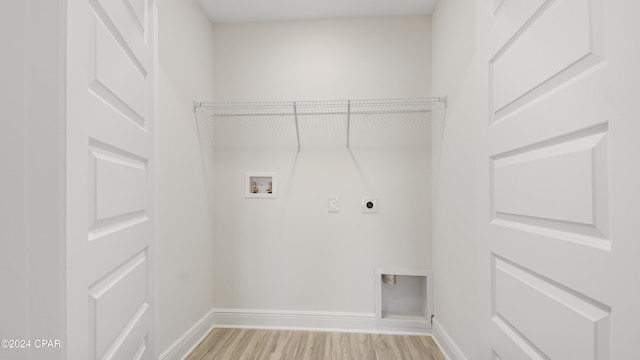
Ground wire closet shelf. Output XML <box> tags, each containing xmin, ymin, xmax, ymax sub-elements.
<box><xmin>194</xmin><ymin>97</ymin><xmax>446</xmax><ymax>151</ymax></box>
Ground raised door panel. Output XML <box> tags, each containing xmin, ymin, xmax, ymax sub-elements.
<box><xmin>90</xmin><ymin>141</ymin><xmax>148</xmax><ymax>225</ymax></box>
<box><xmin>489</xmin><ymin>0</ymin><xmax>604</xmax><ymax>122</ymax></box>
<box><xmin>89</xmin><ymin>0</ymin><xmax>149</xmax><ymax>128</ymax></box>
<box><xmin>492</xmin><ymin>130</ymin><xmax>609</xmax><ymax>238</ymax></box>
<box><xmin>89</xmin><ymin>252</ymin><xmax>149</xmax><ymax>359</ymax></box>
<box><xmin>493</xmin><ymin>257</ymin><xmax>610</xmax><ymax>360</ymax></box>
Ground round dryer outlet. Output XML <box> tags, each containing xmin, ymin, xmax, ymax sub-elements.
<box><xmin>361</xmin><ymin>197</ymin><xmax>378</xmax><ymax>213</ymax></box>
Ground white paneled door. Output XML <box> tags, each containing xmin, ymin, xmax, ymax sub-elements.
<box><xmin>478</xmin><ymin>0</ymin><xmax>639</xmax><ymax>359</ymax></box>
<box><xmin>67</xmin><ymin>0</ymin><xmax>155</xmax><ymax>359</ymax></box>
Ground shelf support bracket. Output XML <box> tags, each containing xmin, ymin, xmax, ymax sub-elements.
<box><xmin>293</xmin><ymin>102</ymin><xmax>301</xmax><ymax>152</ymax></box>
<box><xmin>346</xmin><ymin>100</ymin><xmax>351</xmax><ymax>151</ymax></box>
<box><xmin>193</xmin><ymin>101</ymin><xmax>202</xmax><ymax>114</ymax></box>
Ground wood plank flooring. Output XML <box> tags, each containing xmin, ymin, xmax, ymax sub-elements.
<box><xmin>186</xmin><ymin>328</ymin><xmax>447</xmax><ymax>360</ymax></box>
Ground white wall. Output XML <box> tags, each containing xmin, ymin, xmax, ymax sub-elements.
<box><xmin>155</xmin><ymin>0</ymin><xmax>216</xmax><ymax>354</ymax></box>
<box><xmin>0</xmin><ymin>1</ymin><xmax>65</xmax><ymax>359</ymax></box>
<box><xmin>0</xmin><ymin>2</ymin><xmax>29</xmax><ymax>358</ymax></box>
<box><xmin>212</xmin><ymin>16</ymin><xmax>431</xmax><ymax>101</ymax></box>
<box><xmin>431</xmin><ymin>0</ymin><xmax>478</xmax><ymax>358</ymax></box>
<box><xmin>209</xmin><ymin>17</ymin><xmax>433</xmax><ymax>320</ymax></box>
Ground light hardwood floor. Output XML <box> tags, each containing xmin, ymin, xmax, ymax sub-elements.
<box><xmin>185</xmin><ymin>328</ymin><xmax>447</xmax><ymax>360</ymax></box>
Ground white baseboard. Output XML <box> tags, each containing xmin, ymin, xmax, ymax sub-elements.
<box><xmin>211</xmin><ymin>308</ymin><xmax>430</xmax><ymax>335</ymax></box>
<box><xmin>158</xmin><ymin>309</ymin><xmax>215</xmax><ymax>360</ymax></box>
<box><xmin>159</xmin><ymin>308</ymin><xmax>433</xmax><ymax>360</ymax></box>
<box><xmin>431</xmin><ymin>318</ymin><xmax>468</xmax><ymax>360</ymax></box>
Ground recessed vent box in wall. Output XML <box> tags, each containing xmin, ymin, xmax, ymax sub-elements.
<box><xmin>246</xmin><ymin>172</ymin><xmax>276</xmax><ymax>198</ymax></box>
<box><xmin>375</xmin><ymin>268</ymin><xmax>433</xmax><ymax>330</ymax></box>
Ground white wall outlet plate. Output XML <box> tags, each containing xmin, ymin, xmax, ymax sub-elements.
<box><xmin>362</xmin><ymin>197</ymin><xmax>378</xmax><ymax>213</ymax></box>
<box><xmin>328</xmin><ymin>196</ymin><xmax>339</xmax><ymax>213</ymax></box>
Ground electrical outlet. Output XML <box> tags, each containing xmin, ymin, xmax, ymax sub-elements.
<box><xmin>361</xmin><ymin>197</ymin><xmax>378</xmax><ymax>213</ymax></box>
<box><xmin>328</xmin><ymin>196</ymin><xmax>339</xmax><ymax>213</ymax></box>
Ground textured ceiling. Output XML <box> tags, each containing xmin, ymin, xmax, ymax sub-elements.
<box><xmin>196</xmin><ymin>0</ymin><xmax>439</xmax><ymax>23</ymax></box>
